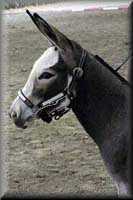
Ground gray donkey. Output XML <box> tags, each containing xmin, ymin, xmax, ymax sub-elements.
<box><xmin>9</xmin><ymin>10</ymin><xmax>131</xmax><ymax>197</ymax></box>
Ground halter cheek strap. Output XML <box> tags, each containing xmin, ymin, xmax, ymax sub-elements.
<box><xmin>66</xmin><ymin>49</ymin><xmax>87</xmax><ymax>100</ymax></box>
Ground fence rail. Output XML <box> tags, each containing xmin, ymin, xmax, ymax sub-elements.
<box><xmin>2</xmin><ymin>0</ymin><xmax>78</xmax><ymax>9</ymax></box>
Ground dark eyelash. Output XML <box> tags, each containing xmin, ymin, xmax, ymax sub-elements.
<box><xmin>38</xmin><ymin>72</ymin><xmax>54</xmax><ymax>80</ymax></box>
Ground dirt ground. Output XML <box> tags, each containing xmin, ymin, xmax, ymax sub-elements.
<box><xmin>3</xmin><ymin>9</ymin><xmax>129</xmax><ymax>197</ymax></box>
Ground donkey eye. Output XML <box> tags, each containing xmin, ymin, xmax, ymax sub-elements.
<box><xmin>38</xmin><ymin>72</ymin><xmax>54</xmax><ymax>80</ymax></box>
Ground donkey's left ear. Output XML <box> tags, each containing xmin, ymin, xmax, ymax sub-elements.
<box><xmin>26</xmin><ymin>10</ymin><xmax>73</xmax><ymax>52</ymax></box>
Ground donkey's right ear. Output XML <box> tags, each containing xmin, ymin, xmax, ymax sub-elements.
<box><xmin>26</xmin><ymin>10</ymin><xmax>59</xmax><ymax>47</ymax></box>
<box><xmin>26</xmin><ymin>10</ymin><xmax>72</xmax><ymax>52</ymax></box>
<box><xmin>26</xmin><ymin>10</ymin><xmax>76</xmax><ymax>67</ymax></box>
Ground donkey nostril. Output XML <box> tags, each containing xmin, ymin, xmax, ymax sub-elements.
<box><xmin>8</xmin><ymin>111</ymin><xmax>11</xmax><ymax>118</ymax></box>
<box><xmin>11</xmin><ymin>111</ymin><xmax>18</xmax><ymax>119</ymax></box>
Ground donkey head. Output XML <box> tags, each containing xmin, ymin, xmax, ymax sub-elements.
<box><xmin>9</xmin><ymin>10</ymin><xmax>83</xmax><ymax>129</ymax></box>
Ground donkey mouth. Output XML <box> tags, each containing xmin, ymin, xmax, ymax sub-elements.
<box><xmin>14</xmin><ymin>116</ymin><xmax>33</xmax><ymax>129</ymax></box>
<box><xmin>14</xmin><ymin>121</ymin><xmax>27</xmax><ymax>129</ymax></box>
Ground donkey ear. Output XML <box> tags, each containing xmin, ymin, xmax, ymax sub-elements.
<box><xmin>26</xmin><ymin>10</ymin><xmax>72</xmax><ymax>52</ymax></box>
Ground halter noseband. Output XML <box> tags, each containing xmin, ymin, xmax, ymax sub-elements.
<box><xmin>18</xmin><ymin>89</ymin><xmax>34</xmax><ymax>109</ymax></box>
<box><xmin>18</xmin><ymin>49</ymin><xmax>87</xmax><ymax>123</ymax></box>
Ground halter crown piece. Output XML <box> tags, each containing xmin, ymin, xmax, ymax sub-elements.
<box><xmin>18</xmin><ymin>49</ymin><xmax>87</xmax><ymax>123</ymax></box>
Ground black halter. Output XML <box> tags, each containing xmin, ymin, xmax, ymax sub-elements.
<box><xmin>18</xmin><ymin>49</ymin><xmax>87</xmax><ymax>123</ymax></box>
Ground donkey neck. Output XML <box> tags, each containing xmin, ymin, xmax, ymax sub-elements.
<box><xmin>72</xmin><ymin>51</ymin><xmax>130</xmax><ymax>146</ymax></box>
